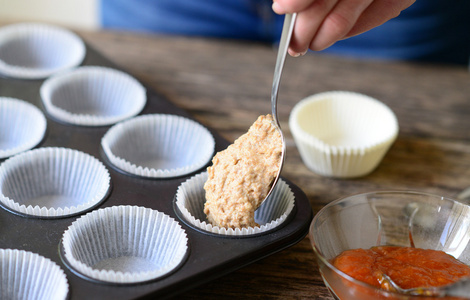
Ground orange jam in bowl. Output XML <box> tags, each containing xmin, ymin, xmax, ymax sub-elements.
<box><xmin>333</xmin><ymin>246</ymin><xmax>470</xmax><ymax>293</ymax></box>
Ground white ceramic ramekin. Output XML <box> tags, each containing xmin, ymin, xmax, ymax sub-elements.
<box><xmin>289</xmin><ymin>91</ymin><xmax>398</xmax><ymax>178</ymax></box>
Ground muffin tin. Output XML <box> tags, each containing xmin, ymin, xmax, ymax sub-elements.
<box><xmin>0</xmin><ymin>33</ymin><xmax>313</xmax><ymax>299</ymax></box>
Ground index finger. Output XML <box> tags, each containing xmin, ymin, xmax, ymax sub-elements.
<box><xmin>272</xmin><ymin>0</ymin><xmax>317</xmax><ymax>14</ymax></box>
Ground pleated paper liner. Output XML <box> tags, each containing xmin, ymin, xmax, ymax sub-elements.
<box><xmin>289</xmin><ymin>91</ymin><xmax>398</xmax><ymax>178</ymax></box>
<box><xmin>0</xmin><ymin>97</ymin><xmax>46</xmax><ymax>159</ymax></box>
<box><xmin>0</xmin><ymin>249</ymin><xmax>69</xmax><ymax>300</ymax></box>
<box><xmin>101</xmin><ymin>114</ymin><xmax>215</xmax><ymax>178</ymax></box>
<box><xmin>0</xmin><ymin>22</ymin><xmax>85</xmax><ymax>79</ymax></box>
<box><xmin>174</xmin><ymin>172</ymin><xmax>295</xmax><ymax>236</ymax></box>
<box><xmin>40</xmin><ymin>66</ymin><xmax>146</xmax><ymax>126</ymax></box>
<box><xmin>61</xmin><ymin>206</ymin><xmax>189</xmax><ymax>284</ymax></box>
<box><xmin>0</xmin><ymin>147</ymin><xmax>111</xmax><ymax>218</ymax></box>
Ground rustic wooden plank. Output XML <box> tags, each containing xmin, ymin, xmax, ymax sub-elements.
<box><xmin>77</xmin><ymin>29</ymin><xmax>470</xmax><ymax>299</ymax></box>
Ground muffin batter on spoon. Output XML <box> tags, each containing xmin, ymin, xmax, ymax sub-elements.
<box><xmin>203</xmin><ymin>114</ymin><xmax>282</xmax><ymax>229</ymax></box>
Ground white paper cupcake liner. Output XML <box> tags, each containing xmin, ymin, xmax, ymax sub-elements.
<box><xmin>0</xmin><ymin>249</ymin><xmax>68</xmax><ymax>300</ymax></box>
<box><xmin>102</xmin><ymin>114</ymin><xmax>215</xmax><ymax>178</ymax></box>
<box><xmin>0</xmin><ymin>23</ymin><xmax>85</xmax><ymax>79</ymax></box>
<box><xmin>175</xmin><ymin>172</ymin><xmax>295</xmax><ymax>236</ymax></box>
<box><xmin>289</xmin><ymin>91</ymin><xmax>398</xmax><ymax>178</ymax></box>
<box><xmin>40</xmin><ymin>66</ymin><xmax>146</xmax><ymax>126</ymax></box>
<box><xmin>61</xmin><ymin>205</ymin><xmax>189</xmax><ymax>284</ymax></box>
<box><xmin>0</xmin><ymin>147</ymin><xmax>111</xmax><ymax>218</ymax></box>
<box><xmin>0</xmin><ymin>97</ymin><xmax>46</xmax><ymax>159</ymax></box>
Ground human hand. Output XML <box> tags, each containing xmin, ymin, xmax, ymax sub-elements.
<box><xmin>272</xmin><ymin>0</ymin><xmax>416</xmax><ymax>56</ymax></box>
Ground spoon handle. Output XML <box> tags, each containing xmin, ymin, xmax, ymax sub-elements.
<box><xmin>271</xmin><ymin>13</ymin><xmax>297</xmax><ymax>128</ymax></box>
<box><xmin>262</xmin><ymin>13</ymin><xmax>296</xmax><ymax>205</ymax></box>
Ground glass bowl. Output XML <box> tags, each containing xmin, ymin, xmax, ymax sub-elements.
<box><xmin>309</xmin><ymin>191</ymin><xmax>470</xmax><ymax>300</ymax></box>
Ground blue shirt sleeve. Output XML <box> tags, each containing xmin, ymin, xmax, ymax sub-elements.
<box><xmin>322</xmin><ymin>0</ymin><xmax>470</xmax><ymax>65</ymax></box>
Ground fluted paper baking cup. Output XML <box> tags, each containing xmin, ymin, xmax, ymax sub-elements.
<box><xmin>289</xmin><ymin>91</ymin><xmax>398</xmax><ymax>178</ymax></box>
<box><xmin>102</xmin><ymin>114</ymin><xmax>215</xmax><ymax>178</ymax></box>
<box><xmin>0</xmin><ymin>147</ymin><xmax>110</xmax><ymax>218</ymax></box>
<box><xmin>0</xmin><ymin>97</ymin><xmax>46</xmax><ymax>159</ymax></box>
<box><xmin>62</xmin><ymin>205</ymin><xmax>188</xmax><ymax>284</ymax></box>
<box><xmin>0</xmin><ymin>249</ymin><xmax>68</xmax><ymax>300</ymax></box>
<box><xmin>0</xmin><ymin>23</ymin><xmax>85</xmax><ymax>79</ymax></box>
<box><xmin>175</xmin><ymin>172</ymin><xmax>295</xmax><ymax>236</ymax></box>
<box><xmin>40</xmin><ymin>66</ymin><xmax>146</xmax><ymax>126</ymax></box>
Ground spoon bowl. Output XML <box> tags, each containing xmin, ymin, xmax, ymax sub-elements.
<box><xmin>262</xmin><ymin>13</ymin><xmax>296</xmax><ymax>206</ymax></box>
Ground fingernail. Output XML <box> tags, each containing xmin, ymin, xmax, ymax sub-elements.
<box><xmin>288</xmin><ymin>49</ymin><xmax>299</xmax><ymax>57</ymax></box>
<box><xmin>289</xmin><ymin>49</ymin><xmax>308</xmax><ymax>57</ymax></box>
<box><xmin>272</xmin><ymin>2</ymin><xmax>283</xmax><ymax>14</ymax></box>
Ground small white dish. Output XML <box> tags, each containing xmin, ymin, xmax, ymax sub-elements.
<box><xmin>289</xmin><ymin>91</ymin><xmax>398</xmax><ymax>178</ymax></box>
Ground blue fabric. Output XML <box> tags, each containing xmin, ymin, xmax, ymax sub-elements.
<box><xmin>100</xmin><ymin>0</ymin><xmax>470</xmax><ymax>65</ymax></box>
<box><xmin>101</xmin><ymin>0</ymin><xmax>283</xmax><ymax>43</ymax></box>
<box><xmin>322</xmin><ymin>0</ymin><xmax>470</xmax><ymax>65</ymax></box>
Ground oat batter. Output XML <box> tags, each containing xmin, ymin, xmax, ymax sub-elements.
<box><xmin>203</xmin><ymin>114</ymin><xmax>282</xmax><ymax>229</ymax></box>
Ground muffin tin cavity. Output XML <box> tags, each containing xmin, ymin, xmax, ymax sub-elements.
<box><xmin>0</xmin><ymin>147</ymin><xmax>111</xmax><ymax>218</ymax></box>
<box><xmin>0</xmin><ymin>97</ymin><xmax>46</xmax><ymax>159</ymax></box>
<box><xmin>61</xmin><ymin>206</ymin><xmax>188</xmax><ymax>284</ymax></box>
<box><xmin>0</xmin><ymin>249</ymin><xmax>69</xmax><ymax>300</ymax></box>
<box><xmin>101</xmin><ymin>114</ymin><xmax>215</xmax><ymax>178</ymax></box>
<box><xmin>0</xmin><ymin>23</ymin><xmax>85</xmax><ymax>79</ymax></box>
<box><xmin>175</xmin><ymin>172</ymin><xmax>295</xmax><ymax>236</ymax></box>
<box><xmin>40</xmin><ymin>66</ymin><xmax>146</xmax><ymax>126</ymax></box>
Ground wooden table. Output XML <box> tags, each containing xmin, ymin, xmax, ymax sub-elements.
<box><xmin>75</xmin><ymin>29</ymin><xmax>470</xmax><ymax>299</ymax></box>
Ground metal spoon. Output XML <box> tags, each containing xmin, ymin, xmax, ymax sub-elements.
<box><xmin>393</xmin><ymin>197</ymin><xmax>470</xmax><ymax>298</ymax></box>
<box><xmin>262</xmin><ymin>13</ymin><xmax>297</xmax><ymax>205</ymax></box>
<box><xmin>378</xmin><ymin>271</ymin><xmax>470</xmax><ymax>297</ymax></box>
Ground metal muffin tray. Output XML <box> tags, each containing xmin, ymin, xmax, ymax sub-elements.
<box><xmin>0</xmin><ymin>44</ymin><xmax>313</xmax><ymax>299</ymax></box>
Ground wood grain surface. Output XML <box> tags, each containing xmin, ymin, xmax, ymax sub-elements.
<box><xmin>76</xmin><ymin>29</ymin><xmax>470</xmax><ymax>299</ymax></box>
